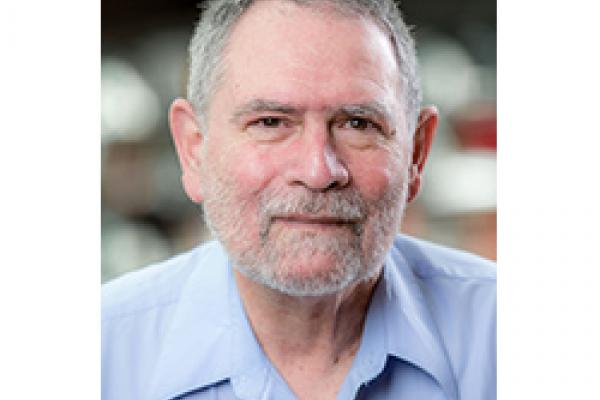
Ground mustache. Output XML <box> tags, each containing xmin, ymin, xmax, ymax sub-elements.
<box><xmin>258</xmin><ymin>188</ymin><xmax>368</xmax><ymax>238</ymax></box>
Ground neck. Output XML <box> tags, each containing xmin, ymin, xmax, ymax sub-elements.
<box><xmin>234</xmin><ymin>268</ymin><xmax>381</xmax><ymax>398</ymax></box>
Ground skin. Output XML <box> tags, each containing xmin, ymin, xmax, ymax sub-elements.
<box><xmin>170</xmin><ymin>1</ymin><xmax>438</xmax><ymax>398</ymax></box>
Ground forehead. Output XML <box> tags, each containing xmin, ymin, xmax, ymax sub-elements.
<box><xmin>217</xmin><ymin>0</ymin><xmax>402</xmax><ymax>115</ymax></box>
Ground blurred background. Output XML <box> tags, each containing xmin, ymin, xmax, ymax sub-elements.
<box><xmin>101</xmin><ymin>0</ymin><xmax>496</xmax><ymax>282</ymax></box>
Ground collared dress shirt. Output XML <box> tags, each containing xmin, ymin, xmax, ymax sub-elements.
<box><xmin>102</xmin><ymin>235</ymin><xmax>496</xmax><ymax>400</ymax></box>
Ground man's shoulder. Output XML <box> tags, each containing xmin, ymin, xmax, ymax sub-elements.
<box><xmin>389</xmin><ymin>235</ymin><xmax>496</xmax><ymax>397</ymax></box>
<box><xmin>391</xmin><ymin>234</ymin><xmax>496</xmax><ymax>283</ymax></box>
<box><xmin>102</xmin><ymin>240</ymin><xmax>230</xmax><ymax>400</ymax></box>
<box><xmin>101</xmin><ymin>240</ymin><xmax>222</xmax><ymax>322</ymax></box>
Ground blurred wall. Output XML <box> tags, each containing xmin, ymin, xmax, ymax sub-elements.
<box><xmin>101</xmin><ymin>0</ymin><xmax>497</xmax><ymax>282</ymax></box>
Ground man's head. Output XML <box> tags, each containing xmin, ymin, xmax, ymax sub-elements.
<box><xmin>170</xmin><ymin>0</ymin><xmax>438</xmax><ymax>296</ymax></box>
<box><xmin>187</xmin><ymin>0</ymin><xmax>422</xmax><ymax>134</ymax></box>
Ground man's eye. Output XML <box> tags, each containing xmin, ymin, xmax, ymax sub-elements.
<box><xmin>341</xmin><ymin>117</ymin><xmax>381</xmax><ymax>132</ymax></box>
<box><xmin>333</xmin><ymin>117</ymin><xmax>387</xmax><ymax>147</ymax></box>
<box><xmin>246</xmin><ymin>116</ymin><xmax>295</xmax><ymax>142</ymax></box>
<box><xmin>254</xmin><ymin>117</ymin><xmax>283</xmax><ymax>128</ymax></box>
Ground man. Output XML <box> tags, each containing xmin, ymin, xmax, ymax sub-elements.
<box><xmin>102</xmin><ymin>0</ymin><xmax>496</xmax><ymax>399</ymax></box>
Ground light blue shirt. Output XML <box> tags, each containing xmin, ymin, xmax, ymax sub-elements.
<box><xmin>102</xmin><ymin>235</ymin><xmax>496</xmax><ymax>399</ymax></box>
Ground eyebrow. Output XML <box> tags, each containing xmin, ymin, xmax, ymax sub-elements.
<box><xmin>335</xmin><ymin>102</ymin><xmax>393</xmax><ymax>124</ymax></box>
<box><xmin>230</xmin><ymin>99</ymin><xmax>302</xmax><ymax>124</ymax></box>
<box><xmin>229</xmin><ymin>98</ymin><xmax>394</xmax><ymax>125</ymax></box>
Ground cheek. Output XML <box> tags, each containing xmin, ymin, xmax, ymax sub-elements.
<box><xmin>235</xmin><ymin>148</ymin><xmax>282</xmax><ymax>197</ymax></box>
<box><xmin>202</xmin><ymin>141</ymin><xmax>281</xmax><ymax>245</ymax></box>
<box><xmin>346</xmin><ymin>150</ymin><xmax>407</xmax><ymax>201</ymax></box>
<box><xmin>207</xmin><ymin>138</ymin><xmax>280</xmax><ymax>199</ymax></box>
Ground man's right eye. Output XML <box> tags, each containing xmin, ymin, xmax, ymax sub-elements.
<box><xmin>246</xmin><ymin>116</ymin><xmax>296</xmax><ymax>142</ymax></box>
<box><xmin>252</xmin><ymin>117</ymin><xmax>283</xmax><ymax>128</ymax></box>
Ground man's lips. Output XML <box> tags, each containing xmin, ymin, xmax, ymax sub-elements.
<box><xmin>261</xmin><ymin>214</ymin><xmax>365</xmax><ymax>238</ymax></box>
<box><xmin>272</xmin><ymin>214</ymin><xmax>358</xmax><ymax>226</ymax></box>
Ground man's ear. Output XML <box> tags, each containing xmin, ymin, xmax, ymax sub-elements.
<box><xmin>407</xmin><ymin>106</ymin><xmax>438</xmax><ymax>203</ymax></box>
<box><xmin>169</xmin><ymin>98</ymin><xmax>204</xmax><ymax>204</ymax></box>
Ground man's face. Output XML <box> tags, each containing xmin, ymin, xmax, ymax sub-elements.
<box><xmin>197</xmin><ymin>1</ymin><xmax>413</xmax><ymax>296</ymax></box>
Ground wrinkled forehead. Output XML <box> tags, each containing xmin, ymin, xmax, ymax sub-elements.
<box><xmin>215</xmin><ymin>0</ymin><xmax>405</xmax><ymax>124</ymax></box>
<box><xmin>225</xmin><ymin>0</ymin><xmax>398</xmax><ymax>72</ymax></box>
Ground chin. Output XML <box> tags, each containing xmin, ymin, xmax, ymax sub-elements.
<box><xmin>283</xmin><ymin>250</ymin><xmax>343</xmax><ymax>271</ymax></box>
<box><xmin>234</xmin><ymin>246</ymin><xmax>380</xmax><ymax>297</ymax></box>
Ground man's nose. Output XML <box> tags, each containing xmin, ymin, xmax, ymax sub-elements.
<box><xmin>286</xmin><ymin>122</ymin><xmax>350</xmax><ymax>191</ymax></box>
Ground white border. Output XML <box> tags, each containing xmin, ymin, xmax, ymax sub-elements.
<box><xmin>499</xmin><ymin>0</ymin><xmax>600</xmax><ymax>397</ymax></box>
<box><xmin>0</xmin><ymin>0</ymin><xmax>100</xmax><ymax>398</ymax></box>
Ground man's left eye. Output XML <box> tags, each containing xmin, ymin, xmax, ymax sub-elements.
<box><xmin>340</xmin><ymin>118</ymin><xmax>381</xmax><ymax>132</ymax></box>
<box><xmin>252</xmin><ymin>117</ymin><xmax>284</xmax><ymax>128</ymax></box>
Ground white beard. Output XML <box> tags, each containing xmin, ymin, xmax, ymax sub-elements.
<box><xmin>201</xmin><ymin>170</ymin><xmax>408</xmax><ymax>297</ymax></box>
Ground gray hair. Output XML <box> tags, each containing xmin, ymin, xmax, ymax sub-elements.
<box><xmin>187</xmin><ymin>0</ymin><xmax>422</xmax><ymax>133</ymax></box>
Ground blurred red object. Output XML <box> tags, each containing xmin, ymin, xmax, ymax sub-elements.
<box><xmin>452</xmin><ymin>102</ymin><xmax>496</xmax><ymax>151</ymax></box>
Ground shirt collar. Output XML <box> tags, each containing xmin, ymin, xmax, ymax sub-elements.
<box><xmin>148</xmin><ymin>239</ymin><xmax>459</xmax><ymax>400</ymax></box>
<box><xmin>147</xmin><ymin>241</ymin><xmax>269</xmax><ymax>400</ymax></box>
<box><xmin>376</xmin><ymin>243</ymin><xmax>459</xmax><ymax>400</ymax></box>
